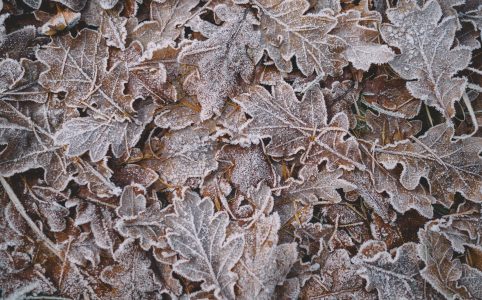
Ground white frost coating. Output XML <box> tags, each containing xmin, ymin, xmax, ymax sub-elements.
<box><xmin>166</xmin><ymin>191</ymin><xmax>245</xmax><ymax>300</ymax></box>
<box><xmin>178</xmin><ymin>4</ymin><xmax>262</xmax><ymax>120</ymax></box>
<box><xmin>380</xmin><ymin>0</ymin><xmax>472</xmax><ymax>118</ymax></box>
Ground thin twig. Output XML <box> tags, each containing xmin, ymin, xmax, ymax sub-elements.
<box><xmin>454</xmin><ymin>91</ymin><xmax>479</xmax><ymax>139</ymax></box>
<box><xmin>0</xmin><ymin>177</ymin><xmax>62</xmax><ymax>259</ymax></box>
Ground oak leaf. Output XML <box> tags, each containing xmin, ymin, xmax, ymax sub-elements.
<box><xmin>100</xmin><ymin>238</ymin><xmax>160</xmax><ymax>299</ymax></box>
<box><xmin>55</xmin><ymin>103</ymin><xmax>156</xmax><ymax>162</ymax></box>
<box><xmin>0</xmin><ymin>99</ymin><xmax>75</xmax><ymax>190</ymax></box>
<box><xmin>376</xmin><ymin>123</ymin><xmax>482</xmax><ymax>207</ymax></box>
<box><xmin>302</xmin><ymin>249</ymin><xmax>376</xmax><ymax>300</ymax></box>
<box><xmin>331</xmin><ymin>10</ymin><xmax>394</xmax><ymax>71</ymax></box>
<box><xmin>251</xmin><ymin>0</ymin><xmax>344</xmax><ymax>76</ymax></box>
<box><xmin>234</xmin><ymin>213</ymin><xmax>297</xmax><ymax>300</ymax></box>
<box><xmin>166</xmin><ymin>191</ymin><xmax>244</xmax><ymax>299</ymax></box>
<box><xmin>284</xmin><ymin>165</ymin><xmax>356</xmax><ymax>204</ymax></box>
<box><xmin>149</xmin><ymin>123</ymin><xmax>218</xmax><ymax>186</ymax></box>
<box><xmin>417</xmin><ymin>226</ymin><xmax>470</xmax><ymax>299</ymax></box>
<box><xmin>37</xmin><ymin>29</ymin><xmax>134</xmax><ymax>119</ymax></box>
<box><xmin>234</xmin><ymin>82</ymin><xmax>363</xmax><ymax>170</ymax></box>
<box><xmin>216</xmin><ymin>144</ymin><xmax>274</xmax><ymax>195</ymax></box>
<box><xmin>353</xmin><ymin>241</ymin><xmax>431</xmax><ymax>300</ymax></box>
<box><xmin>130</xmin><ymin>0</ymin><xmax>199</xmax><ymax>49</ymax></box>
<box><xmin>179</xmin><ymin>4</ymin><xmax>261</xmax><ymax>120</ymax></box>
<box><xmin>380</xmin><ymin>0</ymin><xmax>472</xmax><ymax>118</ymax></box>
<box><xmin>115</xmin><ymin>185</ymin><xmax>171</xmax><ymax>250</ymax></box>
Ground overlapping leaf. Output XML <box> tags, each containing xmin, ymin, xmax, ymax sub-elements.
<box><xmin>380</xmin><ymin>0</ymin><xmax>472</xmax><ymax>118</ymax></box>
<box><xmin>179</xmin><ymin>4</ymin><xmax>261</xmax><ymax>119</ymax></box>
<box><xmin>234</xmin><ymin>82</ymin><xmax>363</xmax><ymax>170</ymax></box>
<box><xmin>376</xmin><ymin>123</ymin><xmax>482</xmax><ymax>207</ymax></box>
<box><xmin>55</xmin><ymin>103</ymin><xmax>156</xmax><ymax>162</ymax></box>
<box><xmin>353</xmin><ymin>241</ymin><xmax>431</xmax><ymax>300</ymax></box>
<box><xmin>37</xmin><ymin>29</ymin><xmax>134</xmax><ymax>119</ymax></box>
<box><xmin>283</xmin><ymin>164</ymin><xmax>356</xmax><ymax>204</ymax></box>
<box><xmin>0</xmin><ymin>99</ymin><xmax>75</xmax><ymax>190</ymax></box>
<box><xmin>234</xmin><ymin>213</ymin><xmax>297</xmax><ymax>299</ymax></box>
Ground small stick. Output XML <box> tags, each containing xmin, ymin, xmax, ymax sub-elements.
<box><xmin>0</xmin><ymin>177</ymin><xmax>62</xmax><ymax>259</ymax></box>
<box><xmin>454</xmin><ymin>91</ymin><xmax>479</xmax><ymax>139</ymax></box>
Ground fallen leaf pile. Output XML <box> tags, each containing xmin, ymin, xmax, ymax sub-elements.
<box><xmin>0</xmin><ymin>0</ymin><xmax>481</xmax><ymax>299</ymax></box>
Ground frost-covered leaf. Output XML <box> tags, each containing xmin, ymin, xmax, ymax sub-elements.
<box><xmin>112</xmin><ymin>41</ymin><xmax>177</xmax><ymax>102</ymax></box>
<box><xmin>0</xmin><ymin>264</ymin><xmax>57</xmax><ymax>298</ymax></box>
<box><xmin>81</xmin><ymin>2</ymin><xmax>128</xmax><ymax>49</ymax></box>
<box><xmin>370</xmin><ymin>213</ymin><xmax>404</xmax><ymax>250</ymax></box>
<box><xmin>234</xmin><ymin>213</ymin><xmax>297</xmax><ymax>300</ymax></box>
<box><xmin>216</xmin><ymin>144</ymin><xmax>274</xmax><ymax>194</ymax></box>
<box><xmin>417</xmin><ymin>226</ymin><xmax>470</xmax><ymax>299</ymax></box>
<box><xmin>321</xmin><ymin>80</ymin><xmax>359</xmax><ymax>128</ymax></box>
<box><xmin>54</xmin><ymin>262</ymin><xmax>100</xmax><ymax>299</ymax></box>
<box><xmin>72</xmin><ymin>158</ymin><xmax>122</xmax><ymax>197</ymax></box>
<box><xmin>458</xmin><ymin>264</ymin><xmax>482</xmax><ymax>299</ymax></box>
<box><xmin>179</xmin><ymin>4</ymin><xmax>261</xmax><ymax>120</ymax></box>
<box><xmin>343</xmin><ymin>168</ymin><xmax>396</xmax><ymax>222</ymax></box>
<box><xmin>347</xmin><ymin>147</ymin><xmax>434</xmax><ymax>220</ymax></box>
<box><xmin>234</xmin><ymin>82</ymin><xmax>363</xmax><ymax>170</ymax></box>
<box><xmin>376</xmin><ymin>123</ymin><xmax>482</xmax><ymax>207</ymax></box>
<box><xmin>52</xmin><ymin>0</ymin><xmax>86</xmax><ymax>11</ymax></box>
<box><xmin>295</xmin><ymin>222</ymin><xmax>353</xmax><ymax>258</ymax></box>
<box><xmin>60</xmin><ymin>230</ymin><xmax>102</xmax><ymax>267</ymax></box>
<box><xmin>362</xmin><ymin>74</ymin><xmax>422</xmax><ymax>118</ymax></box>
<box><xmin>37</xmin><ymin>29</ymin><xmax>134</xmax><ymax>119</ymax></box>
<box><xmin>166</xmin><ymin>191</ymin><xmax>244</xmax><ymax>299</ymax></box>
<box><xmin>252</xmin><ymin>0</ymin><xmax>344</xmax><ymax>76</ymax></box>
<box><xmin>380</xmin><ymin>0</ymin><xmax>472</xmax><ymax>118</ymax></box>
<box><xmin>2</xmin><ymin>0</ymin><xmax>482</xmax><ymax>298</ymax></box>
<box><xmin>244</xmin><ymin>182</ymin><xmax>274</xmax><ymax>222</ymax></box>
<box><xmin>321</xmin><ymin>203</ymin><xmax>371</xmax><ymax>244</ymax></box>
<box><xmin>331</xmin><ymin>10</ymin><xmax>394</xmax><ymax>71</ymax></box>
<box><xmin>353</xmin><ymin>241</ymin><xmax>429</xmax><ymax>300</ymax></box>
<box><xmin>100</xmin><ymin>238</ymin><xmax>159</xmax><ymax>299</ymax></box>
<box><xmin>302</xmin><ymin>249</ymin><xmax>377</xmax><ymax>300</ymax></box>
<box><xmin>115</xmin><ymin>185</ymin><xmax>171</xmax><ymax>250</ymax></box>
<box><xmin>154</xmin><ymin>97</ymin><xmax>201</xmax><ymax>130</ymax></box>
<box><xmin>112</xmin><ymin>164</ymin><xmax>159</xmax><ymax>188</ymax></box>
<box><xmin>0</xmin><ymin>20</ymin><xmax>36</xmax><ymax>60</ymax></box>
<box><xmin>55</xmin><ymin>103</ymin><xmax>156</xmax><ymax>162</ymax></box>
<box><xmin>363</xmin><ymin>111</ymin><xmax>422</xmax><ymax>146</ymax></box>
<box><xmin>272</xmin><ymin>195</ymin><xmax>314</xmax><ymax>242</ymax></box>
<box><xmin>100</xmin><ymin>7</ymin><xmax>127</xmax><ymax>50</ymax></box>
<box><xmin>283</xmin><ymin>165</ymin><xmax>356</xmax><ymax>204</ymax></box>
<box><xmin>0</xmin><ymin>99</ymin><xmax>75</xmax><ymax>190</ymax></box>
<box><xmin>0</xmin><ymin>59</ymin><xmax>22</xmax><ymax>92</ymax></box>
<box><xmin>66</xmin><ymin>197</ymin><xmax>118</xmax><ymax>251</ymax></box>
<box><xmin>131</xmin><ymin>0</ymin><xmax>199</xmax><ymax>49</ymax></box>
<box><xmin>116</xmin><ymin>184</ymin><xmax>146</xmax><ymax>219</ymax></box>
<box><xmin>26</xmin><ymin>185</ymin><xmax>70</xmax><ymax>232</ymax></box>
<box><xmin>0</xmin><ymin>59</ymin><xmax>49</xmax><ymax>103</ymax></box>
<box><xmin>435</xmin><ymin>202</ymin><xmax>482</xmax><ymax>252</ymax></box>
<box><xmin>39</xmin><ymin>7</ymin><xmax>81</xmax><ymax>36</ymax></box>
<box><xmin>149</xmin><ymin>123</ymin><xmax>218</xmax><ymax>186</ymax></box>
